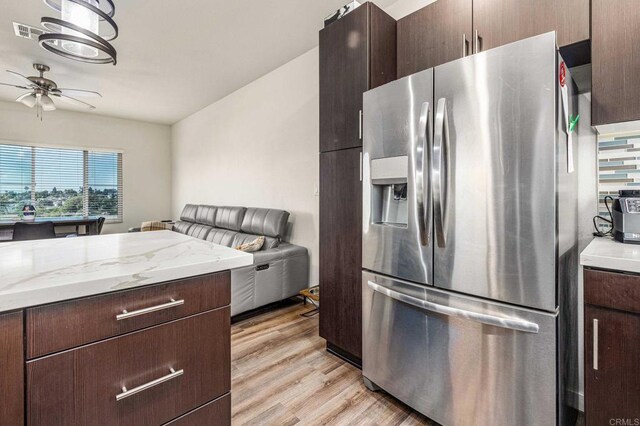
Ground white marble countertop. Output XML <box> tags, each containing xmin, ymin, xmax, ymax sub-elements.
<box><xmin>580</xmin><ymin>236</ymin><xmax>640</xmax><ymax>274</ymax></box>
<box><xmin>0</xmin><ymin>231</ymin><xmax>253</xmax><ymax>313</ymax></box>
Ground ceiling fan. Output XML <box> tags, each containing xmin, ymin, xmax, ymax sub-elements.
<box><xmin>0</xmin><ymin>63</ymin><xmax>101</xmax><ymax>118</ymax></box>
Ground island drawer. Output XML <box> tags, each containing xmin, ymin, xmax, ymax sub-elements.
<box><xmin>585</xmin><ymin>268</ymin><xmax>640</xmax><ymax>314</ymax></box>
<box><xmin>27</xmin><ymin>308</ymin><xmax>230</xmax><ymax>426</ymax></box>
<box><xmin>164</xmin><ymin>393</ymin><xmax>231</xmax><ymax>425</ymax></box>
<box><xmin>26</xmin><ymin>271</ymin><xmax>230</xmax><ymax>359</ymax></box>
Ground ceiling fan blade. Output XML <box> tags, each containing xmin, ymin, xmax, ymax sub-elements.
<box><xmin>55</xmin><ymin>94</ymin><xmax>96</xmax><ymax>109</ymax></box>
<box><xmin>6</xmin><ymin>70</ymin><xmax>37</xmax><ymax>88</ymax></box>
<box><xmin>0</xmin><ymin>81</ymin><xmax>29</xmax><ymax>90</ymax></box>
<box><xmin>16</xmin><ymin>92</ymin><xmax>36</xmax><ymax>108</ymax></box>
<box><xmin>57</xmin><ymin>88</ymin><xmax>102</xmax><ymax>98</ymax></box>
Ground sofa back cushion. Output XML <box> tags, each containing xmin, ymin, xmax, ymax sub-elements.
<box><xmin>240</xmin><ymin>208</ymin><xmax>289</xmax><ymax>239</ymax></box>
<box><xmin>215</xmin><ymin>207</ymin><xmax>247</xmax><ymax>231</ymax></box>
<box><xmin>173</xmin><ymin>221</ymin><xmax>193</xmax><ymax>234</ymax></box>
<box><xmin>205</xmin><ymin>228</ymin><xmax>238</xmax><ymax>247</ymax></box>
<box><xmin>187</xmin><ymin>224</ymin><xmax>213</xmax><ymax>240</ymax></box>
<box><xmin>180</xmin><ymin>204</ymin><xmax>198</xmax><ymax>222</ymax></box>
<box><xmin>233</xmin><ymin>232</ymin><xmax>279</xmax><ymax>250</ymax></box>
<box><xmin>195</xmin><ymin>205</ymin><xmax>217</xmax><ymax>226</ymax></box>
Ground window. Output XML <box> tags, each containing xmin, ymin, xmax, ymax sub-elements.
<box><xmin>0</xmin><ymin>143</ymin><xmax>122</xmax><ymax>222</ymax></box>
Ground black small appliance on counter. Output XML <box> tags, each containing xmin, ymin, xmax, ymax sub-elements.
<box><xmin>612</xmin><ymin>190</ymin><xmax>640</xmax><ymax>244</ymax></box>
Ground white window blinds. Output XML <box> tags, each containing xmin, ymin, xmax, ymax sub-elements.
<box><xmin>0</xmin><ymin>143</ymin><xmax>123</xmax><ymax>222</ymax></box>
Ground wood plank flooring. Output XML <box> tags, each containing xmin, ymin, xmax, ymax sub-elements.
<box><xmin>231</xmin><ymin>302</ymin><xmax>435</xmax><ymax>425</ymax></box>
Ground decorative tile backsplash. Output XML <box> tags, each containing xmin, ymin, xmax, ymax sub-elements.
<box><xmin>598</xmin><ymin>132</ymin><xmax>640</xmax><ymax>231</ymax></box>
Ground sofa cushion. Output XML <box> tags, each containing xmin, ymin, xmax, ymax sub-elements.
<box><xmin>205</xmin><ymin>228</ymin><xmax>238</xmax><ymax>247</ymax></box>
<box><xmin>179</xmin><ymin>204</ymin><xmax>198</xmax><ymax>222</ymax></box>
<box><xmin>215</xmin><ymin>206</ymin><xmax>247</xmax><ymax>231</ymax></box>
<box><xmin>173</xmin><ymin>221</ymin><xmax>193</xmax><ymax>234</ymax></box>
<box><xmin>252</xmin><ymin>242</ymin><xmax>308</xmax><ymax>265</ymax></box>
<box><xmin>233</xmin><ymin>232</ymin><xmax>279</xmax><ymax>250</ymax></box>
<box><xmin>241</xmin><ymin>208</ymin><xmax>289</xmax><ymax>239</ymax></box>
<box><xmin>195</xmin><ymin>205</ymin><xmax>217</xmax><ymax>226</ymax></box>
<box><xmin>187</xmin><ymin>224</ymin><xmax>213</xmax><ymax>240</ymax></box>
<box><xmin>235</xmin><ymin>236</ymin><xmax>265</xmax><ymax>252</ymax></box>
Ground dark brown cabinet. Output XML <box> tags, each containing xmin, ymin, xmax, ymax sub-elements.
<box><xmin>397</xmin><ymin>0</ymin><xmax>472</xmax><ymax>77</ymax></box>
<box><xmin>319</xmin><ymin>148</ymin><xmax>363</xmax><ymax>362</ymax></box>
<box><xmin>397</xmin><ymin>0</ymin><xmax>589</xmax><ymax>78</ymax></box>
<box><xmin>0</xmin><ymin>312</ymin><xmax>23</xmax><ymax>426</ymax></box>
<box><xmin>319</xmin><ymin>2</ymin><xmax>396</xmax><ymax>364</ymax></box>
<box><xmin>472</xmin><ymin>0</ymin><xmax>589</xmax><ymax>53</ymax></box>
<box><xmin>584</xmin><ymin>268</ymin><xmax>640</xmax><ymax>425</ymax></box>
<box><xmin>319</xmin><ymin>2</ymin><xmax>396</xmax><ymax>153</ymax></box>
<box><xmin>592</xmin><ymin>0</ymin><xmax>640</xmax><ymax>125</ymax></box>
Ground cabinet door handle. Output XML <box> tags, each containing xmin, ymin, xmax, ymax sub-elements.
<box><xmin>359</xmin><ymin>151</ymin><xmax>363</xmax><ymax>182</ymax></box>
<box><xmin>116</xmin><ymin>299</ymin><xmax>184</xmax><ymax>321</ymax></box>
<box><xmin>474</xmin><ymin>29</ymin><xmax>482</xmax><ymax>54</ymax></box>
<box><xmin>462</xmin><ymin>33</ymin><xmax>469</xmax><ymax>57</ymax></box>
<box><xmin>116</xmin><ymin>368</ymin><xmax>184</xmax><ymax>401</ymax></box>
<box><xmin>359</xmin><ymin>109</ymin><xmax>363</xmax><ymax>140</ymax></box>
<box><xmin>593</xmin><ymin>318</ymin><xmax>599</xmax><ymax>370</ymax></box>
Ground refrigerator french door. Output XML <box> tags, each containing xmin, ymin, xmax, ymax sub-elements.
<box><xmin>361</xmin><ymin>68</ymin><xmax>434</xmax><ymax>286</ymax></box>
<box><xmin>362</xmin><ymin>32</ymin><xmax>578</xmax><ymax>426</ymax></box>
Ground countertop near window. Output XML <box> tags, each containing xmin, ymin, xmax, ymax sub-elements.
<box><xmin>0</xmin><ymin>230</ymin><xmax>253</xmax><ymax>313</ymax></box>
<box><xmin>580</xmin><ymin>237</ymin><xmax>640</xmax><ymax>273</ymax></box>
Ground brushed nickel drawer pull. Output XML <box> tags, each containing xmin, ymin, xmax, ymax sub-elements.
<box><xmin>593</xmin><ymin>318</ymin><xmax>599</xmax><ymax>370</ymax></box>
<box><xmin>116</xmin><ymin>368</ymin><xmax>184</xmax><ymax>401</ymax></box>
<box><xmin>116</xmin><ymin>299</ymin><xmax>184</xmax><ymax>320</ymax></box>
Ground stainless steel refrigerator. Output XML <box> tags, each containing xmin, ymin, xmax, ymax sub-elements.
<box><xmin>361</xmin><ymin>32</ymin><xmax>579</xmax><ymax>426</ymax></box>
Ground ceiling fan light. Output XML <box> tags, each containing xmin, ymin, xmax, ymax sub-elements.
<box><xmin>19</xmin><ymin>94</ymin><xmax>37</xmax><ymax>108</ymax></box>
<box><xmin>40</xmin><ymin>94</ymin><xmax>56</xmax><ymax>111</ymax></box>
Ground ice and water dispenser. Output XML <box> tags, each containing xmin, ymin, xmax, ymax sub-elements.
<box><xmin>370</xmin><ymin>155</ymin><xmax>408</xmax><ymax>227</ymax></box>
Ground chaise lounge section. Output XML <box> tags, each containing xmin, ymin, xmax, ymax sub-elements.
<box><xmin>174</xmin><ymin>204</ymin><xmax>309</xmax><ymax>316</ymax></box>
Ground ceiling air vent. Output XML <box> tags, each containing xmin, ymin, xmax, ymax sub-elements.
<box><xmin>13</xmin><ymin>22</ymin><xmax>45</xmax><ymax>41</ymax></box>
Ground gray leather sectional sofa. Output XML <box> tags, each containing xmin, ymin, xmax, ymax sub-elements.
<box><xmin>174</xmin><ymin>204</ymin><xmax>309</xmax><ymax>316</ymax></box>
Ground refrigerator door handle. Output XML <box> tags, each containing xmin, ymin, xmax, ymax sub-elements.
<box><xmin>433</xmin><ymin>98</ymin><xmax>449</xmax><ymax>247</ymax></box>
<box><xmin>416</xmin><ymin>102</ymin><xmax>432</xmax><ymax>246</ymax></box>
<box><xmin>367</xmin><ymin>281</ymin><xmax>540</xmax><ymax>334</ymax></box>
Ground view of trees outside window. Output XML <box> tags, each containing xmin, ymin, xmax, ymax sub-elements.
<box><xmin>0</xmin><ymin>144</ymin><xmax>122</xmax><ymax>221</ymax></box>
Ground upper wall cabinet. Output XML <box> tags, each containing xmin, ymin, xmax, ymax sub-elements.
<box><xmin>592</xmin><ymin>0</ymin><xmax>640</xmax><ymax>126</ymax></box>
<box><xmin>472</xmin><ymin>0</ymin><xmax>590</xmax><ymax>53</ymax></box>
<box><xmin>397</xmin><ymin>0</ymin><xmax>472</xmax><ymax>78</ymax></box>
<box><xmin>319</xmin><ymin>2</ymin><xmax>396</xmax><ymax>153</ymax></box>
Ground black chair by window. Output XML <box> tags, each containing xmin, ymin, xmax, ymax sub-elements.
<box><xmin>97</xmin><ymin>217</ymin><xmax>106</xmax><ymax>234</ymax></box>
<box><xmin>12</xmin><ymin>221</ymin><xmax>57</xmax><ymax>241</ymax></box>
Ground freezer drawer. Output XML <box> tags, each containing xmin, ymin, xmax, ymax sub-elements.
<box><xmin>362</xmin><ymin>271</ymin><xmax>557</xmax><ymax>426</ymax></box>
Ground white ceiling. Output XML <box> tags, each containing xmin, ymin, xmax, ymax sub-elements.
<box><xmin>0</xmin><ymin>0</ymin><xmax>397</xmax><ymax>125</ymax></box>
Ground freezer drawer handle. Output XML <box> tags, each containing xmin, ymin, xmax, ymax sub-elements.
<box><xmin>416</xmin><ymin>101</ymin><xmax>432</xmax><ymax>246</ymax></box>
<box><xmin>367</xmin><ymin>281</ymin><xmax>539</xmax><ymax>334</ymax></box>
<box><xmin>116</xmin><ymin>368</ymin><xmax>184</xmax><ymax>401</ymax></box>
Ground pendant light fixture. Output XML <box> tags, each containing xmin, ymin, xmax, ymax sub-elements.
<box><xmin>39</xmin><ymin>0</ymin><xmax>118</xmax><ymax>65</ymax></box>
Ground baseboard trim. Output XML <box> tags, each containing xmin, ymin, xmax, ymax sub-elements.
<box><xmin>326</xmin><ymin>342</ymin><xmax>362</xmax><ymax>369</ymax></box>
<box><xmin>231</xmin><ymin>297</ymin><xmax>301</xmax><ymax>324</ymax></box>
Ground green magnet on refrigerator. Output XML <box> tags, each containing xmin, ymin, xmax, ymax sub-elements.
<box><xmin>569</xmin><ymin>114</ymin><xmax>580</xmax><ymax>133</ymax></box>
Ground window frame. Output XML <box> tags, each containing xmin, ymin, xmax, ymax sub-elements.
<box><xmin>0</xmin><ymin>141</ymin><xmax>123</xmax><ymax>223</ymax></box>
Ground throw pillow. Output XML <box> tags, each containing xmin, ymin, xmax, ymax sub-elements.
<box><xmin>235</xmin><ymin>236</ymin><xmax>265</xmax><ymax>252</ymax></box>
<box><xmin>141</xmin><ymin>221</ymin><xmax>174</xmax><ymax>232</ymax></box>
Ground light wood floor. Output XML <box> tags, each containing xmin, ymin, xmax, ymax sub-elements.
<box><xmin>230</xmin><ymin>302</ymin><xmax>435</xmax><ymax>426</ymax></box>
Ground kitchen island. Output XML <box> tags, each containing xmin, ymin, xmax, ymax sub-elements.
<box><xmin>0</xmin><ymin>231</ymin><xmax>253</xmax><ymax>426</ymax></box>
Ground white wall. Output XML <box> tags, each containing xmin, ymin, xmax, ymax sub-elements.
<box><xmin>171</xmin><ymin>49</ymin><xmax>320</xmax><ymax>283</ymax></box>
<box><xmin>170</xmin><ymin>0</ymin><xmax>439</xmax><ymax>287</ymax></box>
<box><xmin>0</xmin><ymin>101</ymin><xmax>172</xmax><ymax>234</ymax></box>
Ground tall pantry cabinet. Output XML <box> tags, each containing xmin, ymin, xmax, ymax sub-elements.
<box><xmin>319</xmin><ymin>2</ymin><xmax>396</xmax><ymax>364</ymax></box>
